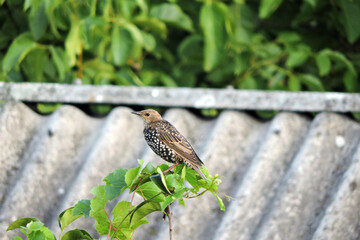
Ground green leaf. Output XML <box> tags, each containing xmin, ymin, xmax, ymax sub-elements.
<box><xmin>178</xmin><ymin>34</ymin><xmax>203</xmax><ymax>62</ymax></box>
<box><xmin>21</xmin><ymin>48</ymin><xmax>46</xmax><ymax>82</ymax></box>
<box><xmin>234</xmin><ymin>53</ymin><xmax>250</xmax><ymax>75</ymax></box>
<box><xmin>160</xmin><ymin>196</ymin><xmax>176</xmax><ymax>212</ymax></box>
<box><xmin>2</xmin><ymin>32</ymin><xmax>38</xmax><ymax>73</ymax></box>
<box><xmin>286</xmin><ymin>50</ymin><xmax>309</xmax><ymax>68</ymax></box>
<box><xmin>142</xmin><ymin>162</ymin><xmax>156</xmax><ymax>174</ymax></box>
<box><xmin>141</xmin><ymin>31</ymin><xmax>156</xmax><ymax>52</ymax></box>
<box><xmin>185</xmin><ymin>167</ymin><xmax>199</xmax><ymax>190</ymax></box>
<box><xmin>61</xmin><ymin>229</ymin><xmax>94</xmax><ymax>240</ymax></box>
<box><xmin>129</xmin><ymin>201</ymin><xmax>161</xmax><ymax>225</ymax></box>
<box><xmin>214</xmin><ymin>194</ymin><xmax>225</xmax><ymax>211</ymax></box>
<box><xmin>298</xmin><ymin>74</ymin><xmax>325</xmax><ymax>91</ymax></box>
<box><xmin>11</xmin><ymin>237</ymin><xmax>23</xmax><ymax>240</ymax></box>
<box><xmin>58</xmin><ymin>207</ymin><xmax>82</xmax><ymax>232</ymax></box>
<box><xmin>343</xmin><ymin>70</ymin><xmax>358</xmax><ymax>92</ymax></box>
<box><xmin>238</xmin><ymin>76</ymin><xmax>258</xmax><ymax>89</ymax></box>
<box><xmin>315</xmin><ymin>52</ymin><xmax>331</xmax><ymax>76</ymax></box>
<box><xmin>352</xmin><ymin>113</ymin><xmax>360</xmax><ymax>122</ymax></box>
<box><xmin>7</xmin><ymin>218</ymin><xmax>39</xmax><ymax>231</ymax></box>
<box><xmin>178</xmin><ymin>198</ymin><xmax>185</xmax><ymax>206</ymax></box>
<box><xmin>158</xmin><ymin>168</ymin><xmax>171</xmax><ymax>193</ymax></box>
<box><xmin>288</xmin><ymin>76</ymin><xmax>301</xmax><ymax>91</ymax></box>
<box><xmin>339</xmin><ymin>0</ymin><xmax>360</xmax><ymax>43</ymax></box>
<box><xmin>89</xmin><ymin>185</ymin><xmax>109</xmax><ymax>235</ymax></box>
<box><xmin>29</xmin><ymin>230</ymin><xmax>45</xmax><ymax>240</ymax></box>
<box><xmin>150</xmin><ymin>3</ymin><xmax>194</xmax><ymax>32</ymax></box>
<box><xmin>277</xmin><ymin>32</ymin><xmax>302</xmax><ymax>43</ymax></box>
<box><xmin>150</xmin><ymin>173</ymin><xmax>172</xmax><ymax>195</ymax></box>
<box><xmin>111</xmin><ymin>26</ymin><xmax>132</xmax><ymax>66</ymax></box>
<box><xmin>125</xmin><ymin>160</ymin><xmax>143</xmax><ymax>189</ymax></box>
<box><xmin>123</xmin><ymin>24</ymin><xmax>144</xmax><ymax>60</ymax></box>
<box><xmin>259</xmin><ymin>0</ymin><xmax>283</xmax><ymax>19</ymax></box>
<box><xmin>111</xmin><ymin>201</ymin><xmax>133</xmax><ymax>239</ymax></box>
<box><xmin>200</xmin><ymin>2</ymin><xmax>227</xmax><ymax>71</ymax></box>
<box><xmin>256</xmin><ymin>110</ymin><xmax>277</xmax><ymax>119</ymax></box>
<box><xmin>305</xmin><ymin>0</ymin><xmax>316</xmax><ymax>8</ymax></box>
<box><xmin>133</xmin><ymin>17</ymin><xmax>167</xmax><ymax>38</ymax></box>
<box><xmin>112</xmin><ymin>201</ymin><xmax>150</xmax><ymax>239</ymax></box>
<box><xmin>104</xmin><ymin>168</ymin><xmax>128</xmax><ymax>200</ymax></box>
<box><xmin>323</xmin><ymin>49</ymin><xmax>357</xmax><ymax>76</ymax></box>
<box><xmin>137</xmin><ymin>181</ymin><xmax>165</xmax><ymax>202</ymax></box>
<box><xmin>28</xmin><ymin>221</ymin><xmax>44</xmax><ymax>231</ymax></box>
<box><xmin>159</xmin><ymin>73</ymin><xmax>177</xmax><ymax>87</ymax></box>
<box><xmin>73</xmin><ymin>199</ymin><xmax>91</xmax><ymax>218</ymax></box>
<box><xmin>40</xmin><ymin>226</ymin><xmax>56</xmax><ymax>240</ymax></box>
<box><xmin>37</xmin><ymin>103</ymin><xmax>62</xmax><ymax>114</ymax></box>
<box><xmin>165</xmin><ymin>174</ymin><xmax>185</xmax><ymax>198</ymax></box>
<box><xmin>49</xmin><ymin>46</ymin><xmax>68</xmax><ymax>81</ymax></box>
<box><xmin>65</xmin><ymin>19</ymin><xmax>81</xmax><ymax>66</ymax></box>
<box><xmin>29</xmin><ymin>2</ymin><xmax>48</xmax><ymax>40</ymax></box>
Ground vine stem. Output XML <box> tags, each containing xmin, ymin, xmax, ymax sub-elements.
<box><xmin>165</xmin><ymin>205</ymin><xmax>173</xmax><ymax>240</ymax></box>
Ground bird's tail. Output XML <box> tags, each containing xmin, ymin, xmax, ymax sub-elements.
<box><xmin>191</xmin><ymin>164</ymin><xmax>207</xmax><ymax>180</ymax></box>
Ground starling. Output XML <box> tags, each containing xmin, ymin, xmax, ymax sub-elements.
<box><xmin>132</xmin><ymin>109</ymin><xmax>206</xmax><ymax>179</ymax></box>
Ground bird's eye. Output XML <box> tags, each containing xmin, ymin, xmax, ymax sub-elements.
<box><xmin>145</xmin><ymin>113</ymin><xmax>150</xmax><ymax>117</ymax></box>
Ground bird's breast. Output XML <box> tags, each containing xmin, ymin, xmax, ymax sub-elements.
<box><xmin>143</xmin><ymin>127</ymin><xmax>177</xmax><ymax>163</ymax></box>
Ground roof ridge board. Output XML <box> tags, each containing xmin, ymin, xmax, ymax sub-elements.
<box><xmin>1</xmin><ymin>82</ymin><xmax>359</xmax><ymax>112</ymax></box>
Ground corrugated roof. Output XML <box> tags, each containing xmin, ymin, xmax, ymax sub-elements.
<box><xmin>1</xmin><ymin>100</ymin><xmax>360</xmax><ymax>240</ymax></box>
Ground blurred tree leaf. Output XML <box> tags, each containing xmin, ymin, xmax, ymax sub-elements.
<box><xmin>111</xmin><ymin>26</ymin><xmax>132</xmax><ymax>66</ymax></box>
<box><xmin>21</xmin><ymin>48</ymin><xmax>46</xmax><ymax>82</ymax></box>
<box><xmin>315</xmin><ymin>51</ymin><xmax>331</xmax><ymax>76</ymax></box>
<box><xmin>238</xmin><ymin>76</ymin><xmax>257</xmax><ymax>89</ymax></box>
<box><xmin>286</xmin><ymin>50</ymin><xmax>308</xmax><ymax>68</ymax></box>
<box><xmin>28</xmin><ymin>1</ymin><xmax>48</xmax><ymax>41</ymax></box>
<box><xmin>298</xmin><ymin>74</ymin><xmax>325</xmax><ymax>91</ymax></box>
<box><xmin>49</xmin><ymin>46</ymin><xmax>69</xmax><ymax>81</ymax></box>
<box><xmin>277</xmin><ymin>32</ymin><xmax>302</xmax><ymax>44</ymax></box>
<box><xmin>288</xmin><ymin>76</ymin><xmax>301</xmax><ymax>91</ymax></box>
<box><xmin>339</xmin><ymin>0</ymin><xmax>360</xmax><ymax>43</ymax></box>
<box><xmin>259</xmin><ymin>0</ymin><xmax>283</xmax><ymax>19</ymax></box>
<box><xmin>200</xmin><ymin>2</ymin><xmax>227</xmax><ymax>72</ymax></box>
<box><xmin>343</xmin><ymin>70</ymin><xmax>358</xmax><ymax>92</ymax></box>
<box><xmin>37</xmin><ymin>103</ymin><xmax>62</xmax><ymax>114</ymax></box>
<box><xmin>150</xmin><ymin>3</ymin><xmax>194</xmax><ymax>32</ymax></box>
<box><xmin>178</xmin><ymin>35</ymin><xmax>203</xmax><ymax>62</ymax></box>
<box><xmin>65</xmin><ymin>19</ymin><xmax>81</xmax><ymax>67</ymax></box>
<box><xmin>2</xmin><ymin>32</ymin><xmax>38</xmax><ymax>73</ymax></box>
<box><xmin>133</xmin><ymin>17</ymin><xmax>167</xmax><ymax>38</ymax></box>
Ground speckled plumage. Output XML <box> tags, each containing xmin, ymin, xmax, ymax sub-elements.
<box><xmin>132</xmin><ymin>109</ymin><xmax>206</xmax><ymax>179</ymax></box>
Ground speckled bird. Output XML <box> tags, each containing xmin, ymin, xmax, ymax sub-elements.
<box><xmin>132</xmin><ymin>109</ymin><xmax>206</xmax><ymax>179</ymax></box>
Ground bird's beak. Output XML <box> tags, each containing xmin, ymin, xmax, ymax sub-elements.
<box><xmin>132</xmin><ymin>111</ymin><xmax>142</xmax><ymax>116</ymax></box>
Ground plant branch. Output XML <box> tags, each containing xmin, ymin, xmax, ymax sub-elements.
<box><xmin>165</xmin><ymin>205</ymin><xmax>173</xmax><ymax>240</ymax></box>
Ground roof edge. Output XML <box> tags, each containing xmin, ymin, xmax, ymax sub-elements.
<box><xmin>0</xmin><ymin>82</ymin><xmax>359</xmax><ymax>112</ymax></box>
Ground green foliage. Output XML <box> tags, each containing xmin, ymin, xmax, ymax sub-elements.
<box><xmin>7</xmin><ymin>161</ymin><xmax>224</xmax><ymax>240</ymax></box>
<box><xmin>7</xmin><ymin>218</ymin><xmax>56</xmax><ymax>240</ymax></box>
<box><xmin>0</xmin><ymin>0</ymin><xmax>359</xmax><ymax>117</ymax></box>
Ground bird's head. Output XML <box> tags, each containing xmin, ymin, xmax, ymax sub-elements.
<box><xmin>132</xmin><ymin>109</ymin><xmax>163</xmax><ymax>124</ymax></box>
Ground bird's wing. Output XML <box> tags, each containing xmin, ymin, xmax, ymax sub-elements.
<box><xmin>157</xmin><ymin>121</ymin><xmax>204</xmax><ymax>167</ymax></box>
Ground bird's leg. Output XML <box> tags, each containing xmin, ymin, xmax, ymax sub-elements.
<box><xmin>163</xmin><ymin>163</ymin><xmax>179</xmax><ymax>175</ymax></box>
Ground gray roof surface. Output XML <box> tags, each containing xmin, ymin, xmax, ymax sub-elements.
<box><xmin>1</xmin><ymin>100</ymin><xmax>360</xmax><ymax>240</ymax></box>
